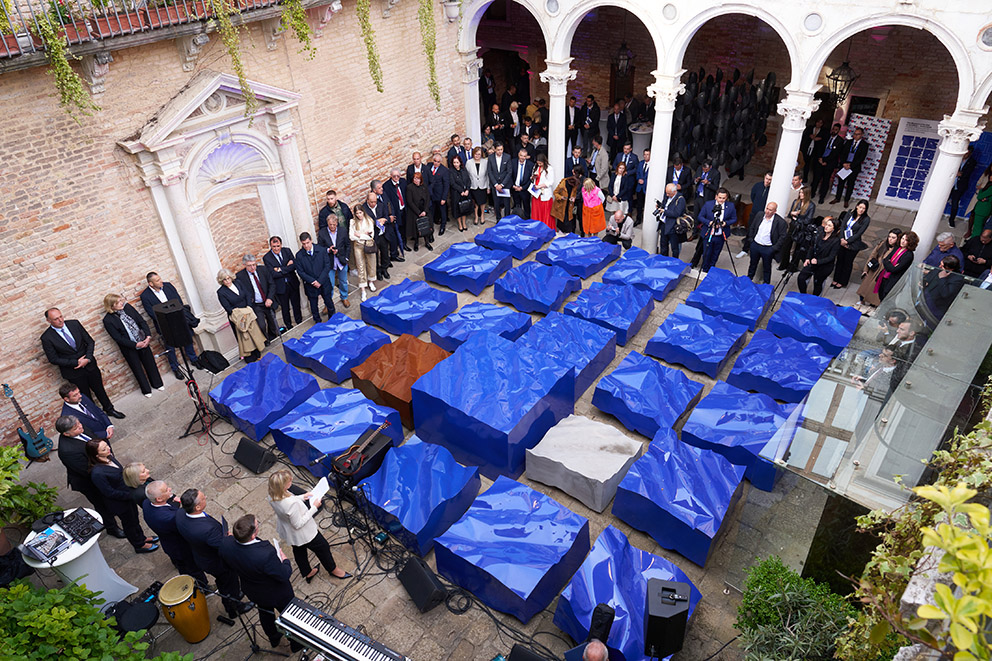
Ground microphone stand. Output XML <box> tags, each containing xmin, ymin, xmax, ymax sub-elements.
<box><xmin>178</xmin><ymin>347</ymin><xmax>218</xmax><ymax>442</ymax></box>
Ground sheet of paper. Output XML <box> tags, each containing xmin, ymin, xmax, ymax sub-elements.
<box><xmin>528</xmin><ymin>183</ymin><xmax>541</xmax><ymax>198</ymax></box>
<box><xmin>836</xmin><ymin>167</ymin><xmax>853</xmax><ymax>181</ymax></box>
<box><xmin>495</xmin><ymin>187</ymin><xmax>511</xmax><ymax>198</ymax></box>
<box><xmin>311</xmin><ymin>476</ymin><xmax>330</xmax><ymax>502</ymax></box>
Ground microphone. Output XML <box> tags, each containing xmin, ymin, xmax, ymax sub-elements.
<box><xmin>308</xmin><ymin>453</ymin><xmax>330</xmax><ymax>466</ymax></box>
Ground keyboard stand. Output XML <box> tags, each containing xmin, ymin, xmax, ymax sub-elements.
<box><xmin>238</xmin><ymin>605</ymin><xmax>289</xmax><ymax>661</ymax></box>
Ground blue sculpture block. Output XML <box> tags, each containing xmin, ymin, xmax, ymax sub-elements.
<box><xmin>535</xmin><ymin>234</ymin><xmax>622</xmax><ymax>278</ymax></box>
<box><xmin>360</xmin><ymin>278</ymin><xmax>458</xmax><ymax>336</ymax></box>
<box><xmin>645</xmin><ymin>304</ymin><xmax>748</xmax><ymax>377</ymax></box>
<box><xmin>494</xmin><ymin>261</ymin><xmax>582</xmax><ymax>315</ymax></box>
<box><xmin>554</xmin><ymin>526</ymin><xmax>701</xmax><ymax>661</ymax></box>
<box><xmin>359</xmin><ymin>437</ymin><xmax>481</xmax><ymax>556</ymax></box>
<box><xmin>435</xmin><ymin>476</ymin><xmax>590</xmax><ymax>623</ymax></box>
<box><xmin>728</xmin><ymin>330</ymin><xmax>831</xmax><ymax>403</ymax></box>
<box><xmin>209</xmin><ymin>352</ymin><xmax>319</xmax><ymax>441</ymax></box>
<box><xmin>422</xmin><ymin>242</ymin><xmax>514</xmax><ymax>295</ymax></box>
<box><xmin>475</xmin><ymin>215</ymin><xmax>555</xmax><ymax>259</ymax></box>
<box><xmin>592</xmin><ymin>351</ymin><xmax>703</xmax><ymax>438</ymax></box>
<box><xmin>602</xmin><ymin>247</ymin><xmax>689</xmax><ymax>301</ymax></box>
<box><xmin>429</xmin><ymin>302</ymin><xmax>532</xmax><ymax>352</ymax></box>
<box><xmin>516</xmin><ymin>312</ymin><xmax>616</xmax><ymax>399</ymax></box>
<box><xmin>685</xmin><ymin>267</ymin><xmax>773</xmax><ymax>331</ymax></box>
<box><xmin>613</xmin><ymin>429</ymin><xmax>746</xmax><ymax>567</ymax></box>
<box><xmin>282</xmin><ymin>313</ymin><xmax>391</xmax><ymax>383</ymax></box>
<box><xmin>564</xmin><ymin>282</ymin><xmax>655</xmax><ymax>346</ymax></box>
<box><xmin>269</xmin><ymin>388</ymin><xmax>402</xmax><ymax>481</ymax></box>
<box><xmin>766</xmin><ymin>292</ymin><xmax>861</xmax><ymax>356</ymax></box>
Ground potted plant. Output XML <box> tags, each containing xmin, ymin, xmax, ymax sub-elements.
<box><xmin>88</xmin><ymin>0</ymin><xmax>148</xmax><ymax>38</ymax></box>
<box><xmin>0</xmin><ymin>445</ymin><xmax>58</xmax><ymax>556</ymax></box>
<box><xmin>0</xmin><ymin>0</ymin><xmax>35</xmax><ymax>55</ymax></box>
<box><xmin>144</xmin><ymin>0</ymin><xmax>211</xmax><ymax>28</ymax></box>
<box><xmin>45</xmin><ymin>0</ymin><xmax>91</xmax><ymax>43</ymax></box>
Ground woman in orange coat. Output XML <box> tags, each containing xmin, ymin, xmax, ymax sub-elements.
<box><xmin>580</xmin><ymin>178</ymin><xmax>606</xmax><ymax>236</ymax></box>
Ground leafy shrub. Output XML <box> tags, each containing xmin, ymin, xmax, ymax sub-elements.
<box><xmin>0</xmin><ymin>445</ymin><xmax>58</xmax><ymax>528</ymax></box>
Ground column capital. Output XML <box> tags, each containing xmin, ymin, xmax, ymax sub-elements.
<box><xmin>161</xmin><ymin>171</ymin><xmax>188</xmax><ymax>187</ymax></box>
<box><xmin>270</xmin><ymin>130</ymin><xmax>298</xmax><ymax>146</ymax></box>
<box><xmin>937</xmin><ymin>116</ymin><xmax>985</xmax><ymax>155</ymax></box>
<box><xmin>459</xmin><ymin>48</ymin><xmax>483</xmax><ymax>85</ymax></box>
<box><xmin>777</xmin><ymin>94</ymin><xmax>821</xmax><ymax>131</ymax></box>
<box><xmin>646</xmin><ymin>70</ymin><xmax>686</xmax><ymax>112</ymax></box>
<box><xmin>540</xmin><ymin>58</ymin><xmax>576</xmax><ymax>97</ymax></box>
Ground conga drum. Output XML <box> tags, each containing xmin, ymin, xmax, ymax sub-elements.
<box><xmin>158</xmin><ymin>575</ymin><xmax>211</xmax><ymax>643</ymax></box>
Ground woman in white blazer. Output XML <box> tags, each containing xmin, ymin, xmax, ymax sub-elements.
<box><xmin>467</xmin><ymin>146</ymin><xmax>490</xmax><ymax>226</ymax></box>
<box><xmin>267</xmin><ymin>470</ymin><xmax>350</xmax><ymax>582</ymax></box>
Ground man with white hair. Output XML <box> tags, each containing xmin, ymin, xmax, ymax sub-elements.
<box><xmin>143</xmin><ymin>480</ymin><xmax>208</xmax><ymax>586</ymax></box>
<box><xmin>583</xmin><ymin>639</ymin><xmax>608</xmax><ymax>661</ymax></box>
<box><xmin>235</xmin><ymin>254</ymin><xmax>278</xmax><ymax>341</ymax></box>
<box><xmin>922</xmin><ymin>231</ymin><xmax>965</xmax><ymax>271</ymax></box>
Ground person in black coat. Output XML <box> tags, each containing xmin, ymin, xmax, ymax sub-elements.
<box><xmin>426</xmin><ymin>153</ymin><xmax>451</xmax><ymax>235</ymax></box>
<box><xmin>666</xmin><ymin>158</ymin><xmax>692</xmax><ymax>196</ymax></box>
<box><xmin>139</xmin><ymin>273</ymin><xmax>200</xmax><ymax>380</ymax></box>
<box><xmin>921</xmin><ymin>255</ymin><xmax>965</xmax><ymax>321</ymax></box>
<box><xmin>658</xmin><ymin>184</ymin><xmax>687</xmax><ymax>258</ymax></box>
<box><xmin>406</xmin><ymin>172</ymin><xmax>433</xmax><ymax>251</ymax></box>
<box><xmin>579</xmin><ymin>95</ymin><xmax>600</xmax><ymax>151</ymax></box>
<box><xmin>510</xmin><ymin>149</ymin><xmax>534</xmax><ymax>219</ymax></box>
<box><xmin>605</xmin><ymin>102</ymin><xmax>627</xmax><ymax>161</ymax></box>
<box><xmin>362</xmin><ymin>192</ymin><xmax>393</xmax><ymax>281</ymax></box>
<box><xmin>143</xmin><ymin>480</ymin><xmax>208</xmax><ymax>587</ymax></box>
<box><xmin>59</xmin><ymin>381</ymin><xmax>113</xmax><ymax>440</ymax></box>
<box><xmin>235</xmin><ymin>255</ymin><xmax>279</xmax><ymax>342</ymax></box>
<box><xmin>831</xmin><ymin>199</ymin><xmax>872</xmax><ymax>288</ymax></box>
<box><xmin>215</xmin><ymin>269</ymin><xmax>261</xmax><ymax>355</ymax></box>
<box><xmin>747</xmin><ymin>202</ymin><xmax>789</xmax><ymax>284</ymax></box>
<box><xmin>175</xmin><ymin>488</ymin><xmax>250</xmax><ymax>619</ymax></box>
<box><xmin>219</xmin><ymin>515</ymin><xmax>303</xmax><ymax>652</ymax></box>
<box><xmin>317</xmin><ymin>190</ymin><xmax>353</xmax><ymax>233</ymax></box>
<box><xmin>41</xmin><ymin>309</ymin><xmax>122</xmax><ymax>417</ymax></box>
<box><xmin>85</xmin><ymin>439</ymin><xmax>159</xmax><ymax>553</ymax></box>
<box><xmin>831</xmin><ymin>127</ymin><xmax>870</xmax><ymax>208</ymax></box>
<box><xmin>797</xmin><ymin>218</ymin><xmax>841</xmax><ymax>296</ymax></box>
<box><xmin>607</xmin><ymin>162</ymin><xmax>636</xmax><ymax>213</ymax></box>
<box><xmin>102</xmin><ymin>294</ymin><xmax>163</xmax><ymax>397</ymax></box>
<box><xmin>294</xmin><ymin>233</ymin><xmax>336</xmax><ymax>324</ymax></box>
<box><xmin>382</xmin><ymin>171</ymin><xmax>410</xmax><ymax>252</ymax></box>
<box><xmin>263</xmin><ymin>237</ymin><xmax>303</xmax><ymax>329</ymax></box>
<box><xmin>948</xmin><ymin>145</ymin><xmax>977</xmax><ymax>227</ymax></box>
<box><xmin>449</xmin><ymin>154</ymin><xmax>471</xmax><ymax>232</ymax></box>
<box><xmin>812</xmin><ymin>123</ymin><xmax>843</xmax><ymax>204</ymax></box>
<box><xmin>54</xmin><ymin>415</ymin><xmax>124</xmax><ymax>538</ymax></box>
<box><xmin>876</xmin><ymin>231</ymin><xmax>918</xmax><ymax>302</ymax></box>
<box><xmin>317</xmin><ymin>214</ymin><xmax>352</xmax><ymax>308</ymax></box>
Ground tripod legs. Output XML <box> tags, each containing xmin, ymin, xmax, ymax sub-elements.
<box><xmin>178</xmin><ymin>350</ymin><xmax>218</xmax><ymax>441</ymax></box>
<box><xmin>237</xmin><ymin>607</ymin><xmax>288</xmax><ymax>661</ymax></box>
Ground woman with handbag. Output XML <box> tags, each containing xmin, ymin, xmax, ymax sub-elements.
<box><xmin>102</xmin><ymin>293</ymin><xmax>164</xmax><ymax>397</ymax></box>
<box><xmin>530</xmin><ymin>153</ymin><xmax>555</xmax><ymax>230</ymax></box>
<box><xmin>216</xmin><ymin>269</ymin><xmax>266</xmax><ymax>362</ymax></box>
<box><xmin>350</xmin><ymin>207</ymin><xmax>378</xmax><ymax>301</ymax></box>
<box><xmin>407</xmin><ymin>171</ymin><xmax>433</xmax><ymax>251</ymax></box>
<box><xmin>874</xmin><ymin>230</ymin><xmax>918</xmax><ymax>303</ymax></box>
<box><xmin>606</xmin><ymin>161</ymin><xmax>635</xmax><ymax>216</ymax></box>
<box><xmin>580</xmin><ymin>178</ymin><xmax>607</xmax><ymax>236</ymax></box>
<box><xmin>856</xmin><ymin>228</ymin><xmax>902</xmax><ymax>311</ymax></box>
<box><xmin>86</xmin><ymin>439</ymin><xmax>159</xmax><ymax>554</ymax></box>
<box><xmin>830</xmin><ymin>199</ymin><xmax>871</xmax><ymax>289</ymax></box>
<box><xmin>467</xmin><ymin>147</ymin><xmax>489</xmax><ymax>226</ymax></box>
<box><xmin>449</xmin><ymin>154</ymin><xmax>472</xmax><ymax>232</ymax></box>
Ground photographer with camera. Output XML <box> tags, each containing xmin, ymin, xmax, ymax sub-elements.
<box><xmin>656</xmin><ymin>183</ymin><xmax>688</xmax><ymax>258</ymax></box>
<box><xmin>797</xmin><ymin>217</ymin><xmax>840</xmax><ymax>296</ymax></box>
<box><xmin>779</xmin><ymin>185</ymin><xmax>817</xmax><ymax>272</ymax></box>
<box><xmin>696</xmin><ymin>188</ymin><xmax>737</xmax><ymax>272</ymax></box>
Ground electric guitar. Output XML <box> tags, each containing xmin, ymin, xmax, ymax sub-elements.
<box><xmin>332</xmin><ymin>421</ymin><xmax>391</xmax><ymax>477</ymax></box>
<box><xmin>3</xmin><ymin>384</ymin><xmax>54</xmax><ymax>461</ymax></box>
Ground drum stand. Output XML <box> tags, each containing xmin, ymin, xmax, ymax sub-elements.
<box><xmin>237</xmin><ymin>605</ymin><xmax>288</xmax><ymax>661</ymax></box>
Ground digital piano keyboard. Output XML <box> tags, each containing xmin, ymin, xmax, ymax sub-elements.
<box><xmin>276</xmin><ymin>597</ymin><xmax>412</xmax><ymax>661</ymax></box>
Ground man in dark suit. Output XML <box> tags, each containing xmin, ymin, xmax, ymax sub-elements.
<box><xmin>948</xmin><ymin>144</ymin><xmax>977</xmax><ymax>228</ymax></box>
<box><xmin>579</xmin><ymin>95</ymin><xmax>600</xmax><ymax>152</ymax></box>
<box><xmin>658</xmin><ymin>183</ymin><xmax>687</xmax><ymax>258</ymax></box>
<box><xmin>485</xmin><ymin>104</ymin><xmax>505</xmax><ymax>140</ymax></box>
<box><xmin>446</xmin><ymin>134</ymin><xmax>468</xmax><ymax>169</ymax></box>
<box><xmin>54</xmin><ymin>415</ymin><xmax>124</xmax><ymax>538</ymax></box>
<box><xmin>500</xmin><ymin>84</ymin><xmax>517</xmax><ymax>115</ymax></box>
<box><xmin>371</xmin><ymin>180</ymin><xmax>403</xmax><ymax>263</ymax></box>
<box><xmin>235</xmin><ymin>254</ymin><xmax>278</xmax><ymax>342</ymax></box>
<box><xmin>800</xmin><ymin>118</ymin><xmax>825</xmax><ymax>183</ymax></box>
<box><xmin>263</xmin><ymin>236</ymin><xmax>303</xmax><ymax>330</ymax></box>
<box><xmin>317</xmin><ymin>190</ymin><xmax>353</xmax><ymax>234</ymax></box>
<box><xmin>831</xmin><ymin>127</ymin><xmax>869</xmax><ymax>208</ymax></box>
<box><xmin>634</xmin><ymin>149</ymin><xmax>651</xmax><ymax>224</ymax></box>
<box><xmin>426</xmin><ymin>153</ymin><xmax>451</xmax><ymax>235</ymax></box>
<box><xmin>294</xmin><ymin>232</ymin><xmax>335</xmax><ymax>324</ymax></box>
<box><xmin>219</xmin><ymin>514</ymin><xmax>303</xmax><ymax>652</ymax></box>
<box><xmin>605</xmin><ymin>102</ymin><xmax>627</xmax><ymax>162</ymax></box>
<box><xmin>747</xmin><ymin>201</ymin><xmax>788</xmax><ymax>284</ymax></box>
<box><xmin>488</xmin><ymin>142</ymin><xmax>513</xmax><ymax>220</ymax></box>
<box><xmin>41</xmin><ymin>308</ymin><xmax>123</xmax><ymax>419</ymax></box>
<box><xmin>59</xmin><ymin>382</ymin><xmax>113</xmax><ymax>440</ymax></box>
<box><xmin>515</xmin><ymin>133</ymin><xmax>537</xmax><ymax>161</ymax></box>
<box><xmin>175</xmin><ymin>488</ymin><xmax>251</xmax><ymax>620</ymax></box>
<box><xmin>564</xmin><ymin>96</ymin><xmax>579</xmax><ymax>153</ymax></box>
<box><xmin>697</xmin><ymin>188</ymin><xmax>738</xmax><ymax>272</ymax></box>
<box><xmin>666</xmin><ymin>157</ymin><xmax>692</xmax><ymax>196</ymax></box>
<box><xmin>362</xmin><ymin>191</ymin><xmax>393</xmax><ymax>280</ymax></box>
<box><xmin>510</xmin><ymin>148</ymin><xmax>534</xmax><ymax>219</ymax></box>
<box><xmin>140</xmin><ymin>272</ymin><xmax>199</xmax><ymax>380</ymax></box>
<box><xmin>612</xmin><ymin>142</ymin><xmax>639</xmax><ymax>174</ymax></box>
<box><xmin>406</xmin><ymin>152</ymin><xmax>427</xmax><ymax>184</ymax></box>
<box><xmin>812</xmin><ymin>123</ymin><xmax>843</xmax><ymax>204</ymax></box>
<box><xmin>143</xmin><ymin>481</ymin><xmax>208</xmax><ymax>587</ymax></box>
<box><xmin>317</xmin><ymin>214</ymin><xmax>351</xmax><ymax>308</ymax></box>
<box><xmin>566</xmin><ymin>146</ymin><xmax>588</xmax><ymax>180</ymax></box>
<box><xmin>692</xmin><ymin>160</ymin><xmax>721</xmax><ymax>211</ymax></box>
<box><xmin>749</xmin><ymin>171</ymin><xmax>773</xmax><ymax>226</ymax></box>
<box><xmin>382</xmin><ymin>169</ymin><xmax>410</xmax><ymax>252</ymax></box>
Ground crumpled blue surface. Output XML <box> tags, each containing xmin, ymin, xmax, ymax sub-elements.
<box><xmin>766</xmin><ymin>292</ymin><xmax>861</xmax><ymax>356</ymax></box>
<box><xmin>435</xmin><ymin>475</ymin><xmax>590</xmax><ymax>624</ymax></box>
<box><xmin>423</xmin><ymin>242</ymin><xmax>514</xmax><ymax>296</ymax></box>
<box><xmin>411</xmin><ymin>332</ymin><xmax>575</xmax><ymax>479</ymax></box>
<box><xmin>282</xmin><ymin>313</ymin><xmax>391</xmax><ymax>383</ymax></box>
<box><xmin>564</xmin><ymin>282</ymin><xmax>655</xmax><ymax>346</ymax></box>
<box><xmin>645</xmin><ymin>304</ymin><xmax>749</xmax><ymax>378</ymax></box>
<box><xmin>554</xmin><ymin>525</ymin><xmax>701</xmax><ymax>661</ymax></box>
<box><xmin>613</xmin><ymin>428</ymin><xmax>746</xmax><ymax>567</ymax></box>
<box><xmin>516</xmin><ymin>312</ymin><xmax>616</xmax><ymax>399</ymax></box>
<box><xmin>475</xmin><ymin>215</ymin><xmax>556</xmax><ymax>259</ymax></box>
<box><xmin>269</xmin><ymin>387</ymin><xmax>403</xmax><ymax>481</ymax></box>
<box><xmin>681</xmin><ymin>380</ymin><xmax>796</xmax><ymax>491</ymax></box>
<box><xmin>209</xmin><ymin>352</ymin><xmax>319</xmax><ymax>441</ymax></box>
<box><xmin>592</xmin><ymin>351</ymin><xmax>703</xmax><ymax>438</ymax></box>
<box><xmin>535</xmin><ymin>234</ymin><xmax>622</xmax><ymax>278</ymax></box>
<box><xmin>359</xmin><ymin>437</ymin><xmax>480</xmax><ymax>556</ymax></box>
<box><xmin>360</xmin><ymin>278</ymin><xmax>458</xmax><ymax>336</ymax></box>
<box><xmin>429</xmin><ymin>301</ymin><xmax>533</xmax><ymax>352</ymax></box>
<box><xmin>685</xmin><ymin>267</ymin><xmax>773</xmax><ymax>331</ymax></box>
<box><xmin>494</xmin><ymin>261</ymin><xmax>582</xmax><ymax>315</ymax></box>
<box><xmin>602</xmin><ymin>246</ymin><xmax>690</xmax><ymax>301</ymax></box>
<box><xmin>728</xmin><ymin>330</ymin><xmax>831</xmax><ymax>403</ymax></box>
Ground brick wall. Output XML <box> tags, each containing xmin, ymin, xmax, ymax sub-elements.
<box><xmin>0</xmin><ymin>0</ymin><xmax>464</xmax><ymax>445</ymax></box>
<box><xmin>207</xmin><ymin>191</ymin><xmax>269</xmax><ymax>273</ymax></box>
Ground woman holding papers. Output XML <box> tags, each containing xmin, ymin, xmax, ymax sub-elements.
<box><xmin>831</xmin><ymin>199</ymin><xmax>871</xmax><ymax>289</ymax></box>
<box><xmin>268</xmin><ymin>469</ymin><xmax>350</xmax><ymax>582</ymax></box>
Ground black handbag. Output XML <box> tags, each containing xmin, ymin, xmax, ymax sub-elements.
<box><xmin>416</xmin><ymin>215</ymin><xmax>432</xmax><ymax>237</ymax></box>
<box><xmin>457</xmin><ymin>198</ymin><xmax>473</xmax><ymax>216</ymax></box>
<box><xmin>363</xmin><ymin>240</ymin><xmax>377</xmax><ymax>254</ymax></box>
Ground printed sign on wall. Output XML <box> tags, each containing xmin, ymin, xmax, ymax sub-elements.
<box><xmin>877</xmin><ymin>118</ymin><xmax>940</xmax><ymax>211</ymax></box>
<box><xmin>846</xmin><ymin>113</ymin><xmax>892</xmax><ymax>202</ymax></box>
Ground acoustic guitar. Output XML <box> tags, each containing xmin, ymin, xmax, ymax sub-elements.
<box><xmin>3</xmin><ymin>384</ymin><xmax>54</xmax><ymax>461</ymax></box>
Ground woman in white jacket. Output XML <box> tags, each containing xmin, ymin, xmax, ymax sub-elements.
<box><xmin>268</xmin><ymin>469</ymin><xmax>350</xmax><ymax>582</ymax></box>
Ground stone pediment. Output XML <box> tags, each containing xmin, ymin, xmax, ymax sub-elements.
<box><xmin>119</xmin><ymin>70</ymin><xmax>301</xmax><ymax>154</ymax></box>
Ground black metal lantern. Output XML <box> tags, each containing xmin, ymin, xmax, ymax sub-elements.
<box><xmin>826</xmin><ymin>39</ymin><xmax>860</xmax><ymax>105</ymax></box>
<box><xmin>613</xmin><ymin>40</ymin><xmax>635</xmax><ymax>78</ymax></box>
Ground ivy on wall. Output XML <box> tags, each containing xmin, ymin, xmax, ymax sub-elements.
<box><xmin>280</xmin><ymin>0</ymin><xmax>316</xmax><ymax>59</ymax></box>
<box><xmin>33</xmin><ymin>7</ymin><xmax>100</xmax><ymax>122</ymax></box>
<box><xmin>418</xmin><ymin>0</ymin><xmax>440</xmax><ymax>110</ymax></box>
<box><xmin>205</xmin><ymin>0</ymin><xmax>258</xmax><ymax>117</ymax></box>
<box><xmin>356</xmin><ymin>0</ymin><xmax>384</xmax><ymax>92</ymax></box>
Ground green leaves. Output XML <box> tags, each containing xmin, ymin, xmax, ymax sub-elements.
<box><xmin>356</xmin><ymin>0</ymin><xmax>383</xmax><ymax>93</ymax></box>
<box><xmin>0</xmin><ymin>446</ymin><xmax>58</xmax><ymax>527</ymax></box>
<box><xmin>418</xmin><ymin>0</ymin><xmax>440</xmax><ymax>110</ymax></box>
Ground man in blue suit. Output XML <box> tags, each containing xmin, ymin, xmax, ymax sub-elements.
<box><xmin>263</xmin><ymin>236</ymin><xmax>303</xmax><ymax>330</ymax></box>
<box><xmin>696</xmin><ymin>188</ymin><xmax>737</xmax><ymax>272</ymax></box>
<box><xmin>605</xmin><ymin>102</ymin><xmax>627</xmax><ymax>162</ymax></box>
<box><xmin>510</xmin><ymin>148</ymin><xmax>534</xmax><ymax>219</ymax></box>
<box><xmin>634</xmin><ymin>148</ymin><xmax>651</xmax><ymax>224</ymax></box>
<box><xmin>294</xmin><ymin>232</ymin><xmax>335</xmax><ymax>324</ymax></box>
<box><xmin>612</xmin><ymin>142</ymin><xmax>638</xmax><ymax>174</ymax></box>
<box><xmin>427</xmin><ymin>153</ymin><xmax>450</xmax><ymax>235</ymax></box>
<box><xmin>219</xmin><ymin>514</ymin><xmax>302</xmax><ymax>652</ymax></box>
<box><xmin>175</xmin><ymin>488</ymin><xmax>251</xmax><ymax>620</ymax></box>
<box><xmin>59</xmin><ymin>382</ymin><xmax>113</xmax><ymax>440</ymax></box>
<box><xmin>487</xmin><ymin>142</ymin><xmax>513</xmax><ymax>220</ymax></box>
<box><xmin>143</xmin><ymin>481</ymin><xmax>208</xmax><ymax>587</ymax></box>
<box><xmin>140</xmin><ymin>272</ymin><xmax>199</xmax><ymax>380</ymax></box>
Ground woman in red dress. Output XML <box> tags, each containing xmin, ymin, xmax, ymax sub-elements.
<box><xmin>529</xmin><ymin>153</ymin><xmax>555</xmax><ymax>230</ymax></box>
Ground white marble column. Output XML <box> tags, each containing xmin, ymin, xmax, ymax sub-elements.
<box><xmin>641</xmin><ymin>71</ymin><xmax>685</xmax><ymax>253</ymax></box>
<box><xmin>540</xmin><ymin>59</ymin><xmax>577</xmax><ymax>182</ymax></box>
<box><xmin>913</xmin><ymin>115</ymin><xmax>985</xmax><ymax>254</ymax></box>
<box><xmin>270</xmin><ymin>113</ymin><xmax>312</xmax><ymax>250</ymax></box>
<box><xmin>460</xmin><ymin>48</ymin><xmax>484</xmax><ymax>144</ymax></box>
<box><xmin>769</xmin><ymin>91</ymin><xmax>820</xmax><ymax>214</ymax></box>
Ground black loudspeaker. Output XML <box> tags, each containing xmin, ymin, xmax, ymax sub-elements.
<box><xmin>586</xmin><ymin>602</ymin><xmax>616</xmax><ymax>644</ymax></box>
<box><xmin>397</xmin><ymin>557</ymin><xmax>445</xmax><ymax>614</ymax></box>
<box><xmin>233</xmin><ymin>437</ymin><xmax>277</xmax><ymax>474</ymax></box>
<box><xmin>644</xmin><ymin>578</ymin><xmax>690</xmax><ymax>658</ymax></box>
<box><xmin>507</xmin><ymin>645</ymin><xmax>545</xmax><ymax>661</ymax></box>
<box><xmin>153</xmin><ymin>300</ymin><xmax>192</xmax><ymax>348</ymax></box>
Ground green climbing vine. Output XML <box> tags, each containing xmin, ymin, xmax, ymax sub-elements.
<box><xmin>356</xmin><ymin>0</ymin><xmax>383</xmax><ymax>92</ymax></box>
<box><xmin>204</xmin><ymin>0</ymin><xmax>258</xmax><ymax>118</ymax></box>
<box><xmin>418</xmin><ymin>0</ymin><xmax>440</xmax><ymax>110</ymax></box>
<box><xmin>32</xmin><ymin>6</ymin><xmax>100</xmax><ymax>122</ymax></box>
<box><xmin>279</xmin><ymin>0</ymin><xmax>315</xmax><ymax>60</ymax></box>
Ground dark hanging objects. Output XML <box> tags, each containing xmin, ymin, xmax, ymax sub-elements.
<box><xmin>715</xmin><ymin>68</ymin><xmax>723</xmax><ymax>84</ymax></box>
<box><xmin>733</xmin><ymin>68</ymin><xmax>741</xmax><ymax>83</ymax></box>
